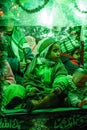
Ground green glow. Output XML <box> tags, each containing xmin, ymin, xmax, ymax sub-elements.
<box><xmin>39</xmin><ymin>9</ymin><xmax>53</xmax><ymax>27</ymax></box>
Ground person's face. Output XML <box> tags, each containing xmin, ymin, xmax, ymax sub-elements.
<box><xmin>47</xmin><ymin>43</ymin><xmax>60</xmax><ymax>62</ymax></box>
<box><xmin>5</xmin><ymin>21</ymin><xmax>14</xmax><ymax>35</ymax></box>
<box><xmin>72</xmin><ymin>73</ymin><xmax>87</xmax><ymax>87</ymax></box>
<box><xmin>72</xmin><ymin>49</ymin><xmax>80</xmax><ymax>60</ymax></box>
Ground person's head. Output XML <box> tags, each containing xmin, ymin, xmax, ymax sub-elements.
<box><xmin>71</xmin><ymin>47</ymin><xmax>80</xmax><ymax>61</ymax></box>
<box><xmin>37</xmin><ymin>37</ymin><xmax>61</xmax><ymax>62</ymax></box>
<box><xmin>0</xmin><ymin>12</ymin><xmax>19</xmax><ymax>35</ymax></box>
<box><xmin>60</xmin><ymin>33</ymin><xmax>80</xmax><ymax>60</ymax></box>
<box><xmin>72</xmin><ymin>68</ymin><xmax>87</xmax><ymax>87</ymax></box>
<box><xmin>46</xmin><ymin>43</ymin><xmax>60</xmax><ymax>62</ymax></box>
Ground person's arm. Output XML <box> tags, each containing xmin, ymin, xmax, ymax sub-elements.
<box><xmin>68</xmin><ymin>92</ymin><xmax>82</xmax><ymax>107</ymax></box>
<box><xmin>52</xmin><ymin>75</ymin><xmax>68</xmax><ymax>95</ymax></box>
<box><xmin>78</xmin><ymin>100</ymin><xmax>87</xmax><ymax>108</ymax></box>
<box><xmin>5</xmin><ymin>61</ymin><xmax>16</xmax><ymax>84</ymax></box>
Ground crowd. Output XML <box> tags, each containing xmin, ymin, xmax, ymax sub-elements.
<box><xmin>0</xmin><ymin>17</ymin><xmax>87</xmax><ymax>112</ymax></box>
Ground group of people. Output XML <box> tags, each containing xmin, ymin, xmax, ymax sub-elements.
<box><xmin>0</xmin><ymin>24</ymin><xmax>87</xmax><ymax>112</ymax></box>
<box><xmin>22</xmin><ymin>37</ymin><xmax>87</xmax><ymax>111</ymax></box>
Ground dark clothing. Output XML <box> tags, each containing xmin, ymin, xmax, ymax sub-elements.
<box><xmin>23</xmin><ymin>58</ymin><xmax>68</xmax><ymax>100</ymax></box>
<box><xmin>60</xmin><ymin>53</ymin><xmax>80</xmax><ymax>75</ymax></box>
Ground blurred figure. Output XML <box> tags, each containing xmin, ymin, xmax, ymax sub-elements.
<box><xmin>60</xmin><ymin>33</ymin><xmax>81</xmax><ymax>75</ymax></box>
<box><xmin>0</xmin><ymin>34</ymin><xmax>26</xmax><ymax>110</ymax></box>
<box><xmin>67</xmin><ymin>68</ymin><xmax>87</xmax><ymax>108</ymax></box>
<box><xmin>5</xmin><ymin>60</ymin><xmax>16</xmax><ymax>85</ymax></box>
<box><xmin>24</xmin><ymin>36</ymin><xmax>37</xmax><ymax>56</ymax></box>
<box><xmin>22</xmin><ymin>36</ymin><xmax>36</xmax><ymax>71</ymax></box>
<box><xmin>2</xmin><ymin>13</ymin><xmax>34</xmax><ymax>84</ymax></box>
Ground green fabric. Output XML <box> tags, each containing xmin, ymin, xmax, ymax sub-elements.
<box><xmin>23</xmin><ymin>59</ymin><xmax>67</xmax><ymax>100</ymax></box>
<box><xmin>11</xmin><ymin>27</ymin><xmax>26</xmax><ymax>61</ymax></box>
<box><xmin>3</xmin><ymin>84</ymin><xmax>26</xmax><ymax>108</ymax></box>
<box><xmin>38</xmin><ymin>37</ymin><xmax>58</xmax><ymax>54</ymax></box>
<box><xmin>6</xmin><ymin>27</ymin><xmax>26</xmax><ymax>61</ymax></box>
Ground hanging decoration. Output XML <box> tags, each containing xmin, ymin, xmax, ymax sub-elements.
<box><xmin>18</xmin><ymin>0</ymin><xmax>50</xmax><ymax>13</ymax></box>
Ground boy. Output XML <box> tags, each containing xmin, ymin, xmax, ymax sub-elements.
<box><xmin>23</xmin><ymin>37</ymin><xmax>68</xmax><ymax>111</ymax></box>
<box><xmin>67</xmin><ymin>68</ymin><xmax>87</xmax><ymax>108</ymax></box>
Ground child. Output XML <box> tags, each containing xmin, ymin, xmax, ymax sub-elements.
<box><xmin>53</xmin><ymin>67</ymin><xmax>87</xmax><ymax>108</ymax></box>
<box><xmin>67</xmin><ymin>68</ymin><xmax>87</xmax><ymax>108</ymax></box>
<box><xmin>0</xmin><ymin>34</ymin><xmax>16</xmax><ymax>85</ymax></box>
<box><xmin>24</xmin><ymin>65</ymin><xmax>87</xmax><ymax>110</ymax></box>
<box><xmin>23</xmin><ymin>37</ymin><xmax>68</xmax><ymax>110</ymax></box>
<box><xmin>60</xmin><ymin>33</ymin><xmax>81</xmax><ymax>75</ymax></box>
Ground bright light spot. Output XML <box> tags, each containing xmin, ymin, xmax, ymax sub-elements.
<box><xmin>39</xmin><ymin>9</ymin><xmax>53</xmax><ymax>27</ymax></box>
<box><xmin>0</xmin><ymin>11</ymin><xmax>4</xmax><ymax>16</ymax></box>
<box><xmin>75</xmin><ymin>10</ymin><xmax>86</xmax><ymax>24</ymax></box>
<box><xmin>75</xmin><ymin>10</ymin><xmax>86</xmax><ymax>18</ymax></box>
<box><xmin>43</xmin><ymin>32</ymin><xmax>54</xmax><ymax>38</ymax></box>
<box><xmin>17</xmin><ymin>13</ymin><xmax>20</xmax><ymax>17</ymax></box>
<box><xmin>77</xmin><ymin>0</ymin><xmax>87</xmax><ymax>12</ymax></box>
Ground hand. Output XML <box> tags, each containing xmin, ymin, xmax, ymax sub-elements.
<box><xmin>52</xmin><ymin>87</ymin><xmax>62</xmax><ymax>95</ymax></box>
<box><xmin>20</xmin><ymin>61</ymin><xmax>26</xmax><ymax>69</ymax></box>
<box><xmin>30</xmin><ymin>88</ymin><xmax>40</xmax><ymax>93</ymax></box>
<box><xmin>26</xmin><ymin>86</ymin><xmax>40</xmax><ymax>94</ymax></box>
